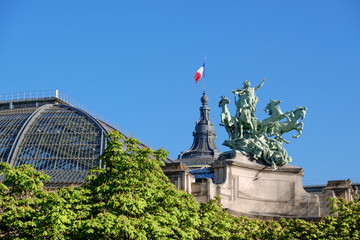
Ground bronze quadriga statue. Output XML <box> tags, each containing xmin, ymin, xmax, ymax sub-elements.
<box><xmin>219</xmin><ymin>79</ymin><xmax>307</xmax><ymax>170</ymax></box>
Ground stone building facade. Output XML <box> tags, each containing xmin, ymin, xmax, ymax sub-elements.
<box><xmin>164</xmin><ymin>154</ymin><xmax>355</xmax><ymax>220</ymax></box>
<box><xmin>165</xmin><ymin>91</ymin><xmax>355</xmax><ymax>220</ymax></box>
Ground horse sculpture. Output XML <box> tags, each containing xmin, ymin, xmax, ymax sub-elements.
<box><xmin>272</xmin><ymin>106</ymin><xmax>307</xmax><ymax>140</ymax></box>
<box><xmin>255</xmin><ymin>99</ymin><xmax>290</xmax><ymax>138</ymax></box>
<box><xmin>218</xmin><ymin>80</ymin><xmax>306</xmax><ymax>170</ymax></box>
<box><xmin>218</xmin><ymin>96</ymin><xmax>238</xmax><ymax>140</ymax></box>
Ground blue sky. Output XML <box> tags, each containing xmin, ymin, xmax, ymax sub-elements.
<box><xmin>1</xmin><ymin>1</ymin><xmax>359</xmax><ymax>185</ymax></box>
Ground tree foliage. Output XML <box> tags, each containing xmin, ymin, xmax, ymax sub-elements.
<box><xmin>76</xmin><ymin>131</ymin><xmax>201</xmax><ymax>239</ymax></box>
<box><xmin>0</xmin><ymin>131</ymin><xmax>359</xmax><ymax>239</ymax></box>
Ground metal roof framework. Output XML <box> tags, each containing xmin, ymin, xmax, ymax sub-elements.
<box><xmin>0</xmin><ymin>90</ymin><xmax>172</xmax><ymax>187</ymax></box>
<box><xmin>0</xmin><ymin>94</ymin><xmax>115</xmax><ymax>185</ymax></box>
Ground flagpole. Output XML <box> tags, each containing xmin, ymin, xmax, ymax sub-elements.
<box><xmin>204</xmin><ymin>51</ymin><xmax>207</xmax><ymax>92</ymax></box>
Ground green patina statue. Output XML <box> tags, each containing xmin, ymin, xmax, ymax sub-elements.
<box><xmin>219</xmin><ymin>79</ymin><xmax>307</xmax><ymax>170</ymax></box>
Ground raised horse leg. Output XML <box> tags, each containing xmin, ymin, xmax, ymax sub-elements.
<box><xmin>292</xmin><ymin>123</ymin><xmax>303</xmax><ymax>138</ymax></box>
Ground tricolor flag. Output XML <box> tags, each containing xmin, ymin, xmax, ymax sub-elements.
<box><xmin>194</xmin><ymin>63</ymin><xmax>205</xmax><ymax>83</ymax></box>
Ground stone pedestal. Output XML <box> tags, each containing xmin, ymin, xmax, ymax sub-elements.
<box><xmin>211</xmin><ymin>151</ymin><xmax>334</xmax><ymax>218</ymax></box>
<box><xmin>163</xmin><ymin>153</ymin><xmax>354</xmax><ymax>219</ymax></box>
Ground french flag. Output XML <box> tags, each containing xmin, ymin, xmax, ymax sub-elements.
<box><xmin>194</xmin><ymin>63</ymin><xmax>205</xmax><ymax>83</ymax></box>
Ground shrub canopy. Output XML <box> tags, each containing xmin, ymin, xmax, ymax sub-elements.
<box><xmin>0</xmin><ymin>131</ymin><xmax>359</xmax><ymax>239</ymax></box>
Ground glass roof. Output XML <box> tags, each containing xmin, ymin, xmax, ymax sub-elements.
<box><xmin>0</xmin><ymin>108</ymin><xmax>34</xmax><ymax>162</ymax></box>
<box><xmin>0</xmin><ymin>103</ymin><xmax>110</xmax><ymax>183</ymax></box>
<box><xmin>0</xmin><ymin>92</ymin><xmax>170</xmax><ymax>186</ymax></box>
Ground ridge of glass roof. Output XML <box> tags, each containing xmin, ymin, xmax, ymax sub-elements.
<box><xmin>0</xmin><ymin>90</ymin><xmax>120</xmax><ymax>132</ymax></box>
<box><xmin>0</xmin><ymin>89</ymin><xmax>159</xmax><ymax>154</ymax></box>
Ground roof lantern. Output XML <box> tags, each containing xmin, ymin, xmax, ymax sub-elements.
<box><xmin>176</xmin><ymin>91</ymin><xmax>220</xmax><ymax>169</ymax></box>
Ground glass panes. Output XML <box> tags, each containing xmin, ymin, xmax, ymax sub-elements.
<box><xmin>12</xmin><ymin>106</ymin><xmax>102</xmax><ymax>177</ymax></box>
<box><xmin>0</xmin><ymin>105</ymin><xmax>105</xmax><ymax>183</ymax></box>
<box><xmin>0</xmin><ymin>108</ymin><xmax>34</xmax><ymax>162</ymax></box>
<box><xmin>0</xmin><ymin>96</ymin><xmax>124</xmax><ymax>185</ymax></box>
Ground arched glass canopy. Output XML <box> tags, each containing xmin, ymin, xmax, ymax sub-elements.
<box><xmin>0</xmin><ymin>94</ymin><xmax>115</xmax><ymax>187</ymax></box>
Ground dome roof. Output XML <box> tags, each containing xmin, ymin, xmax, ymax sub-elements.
<box><xmin>0</xmin><ymin>92</ymin><xmax>141</xmax><ymax>188</ymax></box>
<box><xmin>176</xmin><ymin>91</ymin><xmax>221</xmax><ymax>169</ymax></box>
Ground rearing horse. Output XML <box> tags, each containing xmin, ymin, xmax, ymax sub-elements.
<box><xmin>218</xmin><ymin>96</ymin><xmax>239</xmax><ymax>140</ymax></box>
<box><xmin>256</xmin><ymin>99</ymin><xmax>290</xmax><ymax>137</ymax></box>
<box><xmin>272</xmin><ymin>106</ymin><xmax>307</xmax><ymax>140</ymax></box>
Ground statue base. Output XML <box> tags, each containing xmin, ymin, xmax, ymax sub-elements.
<box><xmin>210</xmin><ymin>151</ymin><xmax>333</xmax><ymax>218</ymax></box>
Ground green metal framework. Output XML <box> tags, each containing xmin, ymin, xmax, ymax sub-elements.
<box><xmin>0</xmin><ymin>90</ymin><xmax>171</xmax><ymax>187</ymax></box>
<box><xmin>0</xmin><ymin>95</ymin><xmax>114</xmax><ymax>185</ymax></box>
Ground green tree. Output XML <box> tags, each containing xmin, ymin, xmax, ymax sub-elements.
<box><xmin>317</xmin><ymin>196</ymin><xmax>360</xmax><ymax>239</ymax></box>
<box><xmin>73</xmin><ymin>131</ymin><xmax>201</xmax><ymax>239</ymax></box>
<box><xmin>0</xmin><ymin>163</ymin><xmax>75</xmax><ymax>239</ymax></box>
<box><xmin>1</xmin><ymin>131</ymin><xmax>360</xmax><ymax>239</ymax></box>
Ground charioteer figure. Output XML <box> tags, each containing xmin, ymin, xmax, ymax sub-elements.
<box><xmin>219</xmin><ymin>78</ymin><xmax>307</xmax><ymax>170</ymax></box>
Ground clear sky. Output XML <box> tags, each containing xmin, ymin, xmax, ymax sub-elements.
<box><xmin>1</xmin><ymin>1</ymin><xmax>359</xmax><ymax>185</ymax></box>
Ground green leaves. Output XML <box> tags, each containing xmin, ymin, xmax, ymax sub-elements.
<box><xmin>75</xmin><ymin>131</ymin><xmax>202</xmax><ymax>239</ymax></box>
<box><xmin>0</xmin><ymin>131</ymin><xmax>360</xmax><ymax>239</ymax></box>
<box><xmin>0</xmin><ymin>163</ymin><xmax>76</xmax><ymax>239</ymax></box>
